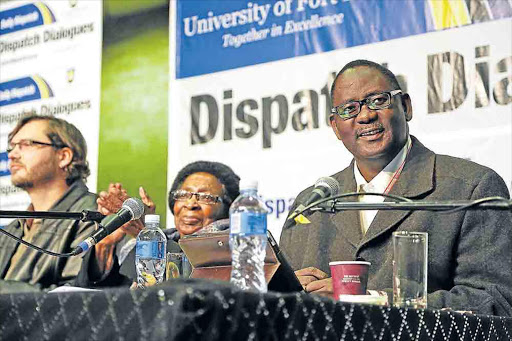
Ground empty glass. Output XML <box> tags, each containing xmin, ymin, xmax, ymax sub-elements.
<box><xmin>393</xmin><ymin>231</ymin><xmax>428</xmax><ymax>309</ymax></box>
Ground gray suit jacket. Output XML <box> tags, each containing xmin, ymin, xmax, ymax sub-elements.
<box><xmin>280</xmin><ymin>136</ymin><xmax>512</xmax><ymax>316</ymax></box>
<box><xmin>0</xmin><ymin>181</ymin><xmax>97</xmax><ymax>290</ymax></box>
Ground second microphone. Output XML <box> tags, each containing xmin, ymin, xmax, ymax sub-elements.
<box><xmin>73</xmin><ymin>197</ymin><xmax>145</xmax><ymax>255</ymax></box>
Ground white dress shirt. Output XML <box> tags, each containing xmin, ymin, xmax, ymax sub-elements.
<box><xmin>354</xmin><ymin>136</ymin><xmax>412</xmax><ymax>234</ymax></box>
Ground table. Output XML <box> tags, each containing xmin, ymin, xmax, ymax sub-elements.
<box><xmin>1</xmin><ymin>279</ymin><xmax>511</xmax><ymax>340</ymax></box>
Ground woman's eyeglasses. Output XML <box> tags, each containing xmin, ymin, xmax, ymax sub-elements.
<box><xmin>172</xmin><ymin>190</ymin><xmax>223</xmax><ymax>205</ymax></box>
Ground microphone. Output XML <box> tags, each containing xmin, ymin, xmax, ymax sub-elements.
<box><xmin>73</xmin><ymin>198</ymin><xmax>145</xmax><ymax>255</ymax></box>
<box><xmin>287</xmin><ymin>177</ymin><xmax>340</xmax><ymax>222</ymax></box>
<box><xmin>303</xmin><ymin>177</ymin><xmax>340</xmax><ymax>207</ymax></box>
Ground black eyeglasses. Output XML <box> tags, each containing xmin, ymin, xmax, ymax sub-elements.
<box><xmin>331</xmin><ymin>90</ymin><xmax>402</xmax><ymax>120</ymax></box>
<box><xmin>171</xmin><ymin>190</ymin><xmax>223</xmax><ymax>205</ymax></box>
<box><xmin>7</xmin><ymin>139</ymin><xmax>67</xmax><ymax>153</ymax></box>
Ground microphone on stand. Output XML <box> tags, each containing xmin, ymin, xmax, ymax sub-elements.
<box><xmin>287</xmin><ymin>176</ymin><xmax>340</xmax><ymax>222</ymax></box>
<box><xmin>72</xmin><ymin>198</ymin><xmax>145</xmax><ymax>255</ymax></box>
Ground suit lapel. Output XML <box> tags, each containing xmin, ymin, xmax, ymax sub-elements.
<box><xmin>329</xmin><ymin>162</ymin><xmax>362</xmax><ymax>249</ymax></box>
<box><xmin>359</xmin><ymin>137</ymin><xmax>436</xmax><ymax>247</ymax></box>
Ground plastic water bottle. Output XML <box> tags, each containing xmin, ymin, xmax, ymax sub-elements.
<box><xmin>136</xmin><ymin>214</ymin><xmax>167</xmax><ymax>288</ymax></box>
<box><xmin>230</xmin><ymin>179</ymin><xmax>268</xmax><ymax>293</ymax></box>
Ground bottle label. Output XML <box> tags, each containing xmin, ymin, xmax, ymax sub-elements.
<box><xmin>230</xmin><ymin>212</ymin><xmax>267</xmax><ymax>235</ymax></box>
<box><xmin>136</xmin><ymin>241</ymin><xmax>165</xmax><ymax>259</ymax></box>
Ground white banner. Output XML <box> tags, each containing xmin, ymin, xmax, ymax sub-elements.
<box><xmin>0</xmin><ymin>0</ymin><xmax>102</xmax><ymax>226</ymax></box>
<box><xmin>169</xmin><ymin>3</ymin><xmax>511</xmax><ymax>239</ymax></box>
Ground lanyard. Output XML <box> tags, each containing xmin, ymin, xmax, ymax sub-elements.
<box><xmin>382</xmin><ymin>141</ymin><xmax>412</xmax><ymax>195</ymax></box>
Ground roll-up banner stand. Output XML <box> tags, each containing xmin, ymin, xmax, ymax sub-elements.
<box><xmin>0</xmin><ymin>1</ymin><xmax>103</xmax><ymax>227</ymax></box>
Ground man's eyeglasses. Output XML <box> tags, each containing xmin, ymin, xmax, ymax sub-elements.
<box><xmin>171</xmin><ymin>189</ymin><xmax>223</xmax><ymax>205</ymax></box>
<box><xmin>7</xmin><ymin>139</ymin><xmax>67</xmax><ymax>153</ymax></box>
<box><xmin>331</xmin><ymin>90</ymin><xmax>402</xmax><ymax>120</ymax></box>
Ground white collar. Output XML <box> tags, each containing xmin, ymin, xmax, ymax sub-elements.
<box><xmin>354</xmin><ymin>136</ymin><xmax>412</xmax><ymax>193</ymax></box>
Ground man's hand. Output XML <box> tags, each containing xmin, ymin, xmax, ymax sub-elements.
<box><xmin>97</xmin><ymin>184</ymin><xmax>155</xmax><ymax>241</ymax></box>
<box><xmin>93</xmin><ymin>184</ymin><xmax>156</xmax><ymax>275</ymax></box>
<box><xmin>97</xmin><ymin>183</ymin><xmax>129</xmax><ymax>215</ymax></box>
<box><xmin>295</xmin><ymin>267</ymin><xmax>333</xmax><ymax>297</ymax></box>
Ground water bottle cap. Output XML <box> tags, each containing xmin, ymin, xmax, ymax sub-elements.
<box><xmin>144</xmin><ymin>214</ymin><xmax>160</xmax><ymax>224</ymax></box>
<box><xmin>240</xmin><ymin>179</ymin><xmax>258</xmax><ymax>190</ymax></box>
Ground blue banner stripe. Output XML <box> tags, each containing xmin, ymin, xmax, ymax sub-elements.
<box><xmin>0</xmin><ymin>4</ymin><xmax>45</xmax><ymax>35</ymax></box>
<box><xmin>175</xmin><ymin>0</ymin><xmax>510</xmax><ymax>79</ymax></box>
<box><xmin>0</xmin><ymin>76</ymin><xmax>53</xmax><ymax>107</ymax></box>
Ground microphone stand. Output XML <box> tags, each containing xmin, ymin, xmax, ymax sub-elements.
<box><xmin>0</xmin><ymin>210</ymin><xmax>105</xmax><ymax>222</ymax></box>
<box><xmin>314</xmin><ymin>198</ymin><xmax>512</xmax><ymax>213</ymax></box>
<box><xmin>0</xmin><ymin>210</ymin><xmax>105</xmax><ymax>257</ymax></box>
<box><xmin>287</xmin><ymin>193</ymin><xmax>512</xmax><ymax>226</ymax></box>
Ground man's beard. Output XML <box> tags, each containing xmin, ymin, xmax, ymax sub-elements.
<box><xmin>11</xmin><ymin>177</ymin><xmax>34</xmax><ymax>189</ymax></box>
<box><xmin>10</xmin><ymin>163</ymin><xmax>56</xmax><ymax>189</ymax></box>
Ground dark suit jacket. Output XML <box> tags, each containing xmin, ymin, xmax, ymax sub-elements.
<box><xmin>0</xmin><ymin>181</ymin><xmax>97</xmax><ymax>290</ymax></box>
<box><xmin>280</xmin><ymin>136</ymin><xmax>512</xmax><ymax>316</ymax></box>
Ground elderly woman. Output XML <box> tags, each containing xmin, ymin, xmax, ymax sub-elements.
<box><xmin>167</xmin><ymin>160</ymin><xmax>240</xmax><ymax>237</ymax></box>
<box><xmin>76</xmin><ymin>161</ymin><xmax>240</xmax><ymax>287</ymax></box>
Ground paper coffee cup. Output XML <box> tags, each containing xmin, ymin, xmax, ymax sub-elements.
<box><xmin>329</xmin><ymin>261</ymin><xmax>371</xmax><ymax>298</ymax></box>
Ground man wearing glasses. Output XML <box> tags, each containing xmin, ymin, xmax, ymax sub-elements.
<box><xmin>280</xmin><ymin>60</ymin><xmax>512</xmax><ymax>316</ymax></box>
<box><xmin>0</xmin><ymin>114</ymin><xmax>97</xmax><ymax>290</ymax></box>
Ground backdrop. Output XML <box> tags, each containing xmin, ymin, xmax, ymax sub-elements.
<box><xmin>168</xmin><ymin>0</ymin><xmax>512</xmax><ymax>238</ymax></box>
<box><xmin>0</xmin><ymin>0</ymin><xmax>170</xmax><ymax>227</ymax></box>
<box><xmin>0</xmin><ymin>0</ymin><xmax>102</xmax><ymax>226</ymax></box>
<box><xmin>0</xmin><ymin>1</ymin><xmax>510</xmax><ymax>240</ymax></box>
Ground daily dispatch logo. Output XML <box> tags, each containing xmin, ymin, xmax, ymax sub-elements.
<box><xmin>0</xmin><ymin>2</ymin><xmax>55</xmax><ymax>36</ymax></box>
<box><xmin>0</xmin><ymin>76</ymin><xmax>53</xmax><ymax>107</ymax></box>
<box><xmin>189</xmin><ymin>48</ymin><xmax>511</xmax><ymax>149</ymax></box>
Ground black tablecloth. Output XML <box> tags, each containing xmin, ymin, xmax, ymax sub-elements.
<box><xmin>1</xmin><ymin>279</ymin><xmax>511</xmax><ymax>340</ymax></box>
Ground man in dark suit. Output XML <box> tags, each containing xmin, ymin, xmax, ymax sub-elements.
<box><xmin>280</xmin><ymin>60</ymin><xmax>512</xmax><ymax>316</ymax></box>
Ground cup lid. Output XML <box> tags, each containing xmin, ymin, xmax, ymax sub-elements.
<box><xmin>329</xmin><ymin>261</ymin><xmax>371</xmax><ymax>266</ymax></box>
<box><xmin>338</xmin><ymin>295</ymin><xmax>387</xmax><ymax>305</ymax></box>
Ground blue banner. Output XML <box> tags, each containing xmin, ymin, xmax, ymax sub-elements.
<box><xmin>0</xmin><ymin>76</ymin><xmax>53</xmax><ymax>107</ymax></box>
<box><xmin>176</xmin><ymin>0</ymin><xmax>435</xmax><ymax>78</ymax></box>
<box><xmin>0</xmin><ymin>3</ymin><xmax>56</xmax><ymax>36</ymax></box>
<box><xmin>176</xmin><ymin>0</ymin><xmax>512</xmax><ymax>79</ymax></box>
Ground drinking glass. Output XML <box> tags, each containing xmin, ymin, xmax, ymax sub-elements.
<box><xmin>392</xmin><ymin>231</ymin><xmax>428</xmax><ymax>309</ymax></box>
<box><xmin>165</xmin><ymin>253</ymin><xmax>183</xmax><ymax>280</ymax></box>
<box><xmin>165</xmin><ymin>253</ymin><xmax>192</xmax><ymax>280</ymax></box>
